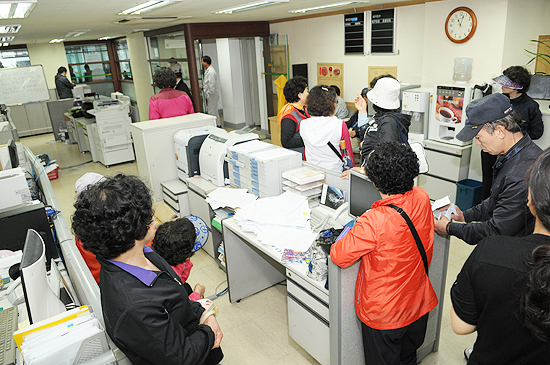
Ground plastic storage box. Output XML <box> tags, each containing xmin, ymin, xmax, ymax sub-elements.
<box><xmin>455</xmin><ymin>179</ymin><xmax>482</xmax><ymax>210</ymax></box>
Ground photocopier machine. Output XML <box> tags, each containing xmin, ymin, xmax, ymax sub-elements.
<box><xmin>86</xmin><ymin>94</ymin><xmax>135</xmax><ymax>167</ymax></box>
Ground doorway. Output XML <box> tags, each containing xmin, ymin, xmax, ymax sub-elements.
<box><xmin>197</xmin><ymin>37</ymin><xmax>268</xmax><ymax>131</ymax></box>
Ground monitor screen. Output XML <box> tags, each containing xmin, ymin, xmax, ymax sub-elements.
<box><xmin>7</xmin><ymin>139</ymin><xmax>18</xmax><ymax>168</ymax></box>
<box><xmin>348</xmin><ymin>170</ymin><xmax>381</xmax><ymax>218</ymax></box>
<box><xmin>0</xmin><ymin>202</ymin><xmax>58</xmax><ymax>270</ymax></box>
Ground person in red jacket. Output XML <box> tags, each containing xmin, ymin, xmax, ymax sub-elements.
<box><xmin>331</xmin><ymin>141</ymin><xmax>437</xmax><ymax>365</ymax></box>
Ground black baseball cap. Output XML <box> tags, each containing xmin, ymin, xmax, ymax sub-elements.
<box><xmin>456</xmin><ymin>93</ymin><xmax>513</xmax><ymax>142</ymax></box>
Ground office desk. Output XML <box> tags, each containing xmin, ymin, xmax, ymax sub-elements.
<box><xmin>223</xmin><ymin>217</ymin><xmax>450</xmax><ymax>365</ymax></box>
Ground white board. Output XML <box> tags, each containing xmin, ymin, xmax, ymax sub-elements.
<box><xmin>0</xmin><ymin>65</ymin><xmax>50</xmax><ymax>105</ymax></box>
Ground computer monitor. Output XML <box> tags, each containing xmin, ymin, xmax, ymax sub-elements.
<box><xmin>20</xmin><ymin>229</ymin><xmax>66</xmax><ymax>324</ymax></box>
<box><xmin>0</xmin><ymin>201</ymin><xmax>58</xmax><ymax>270</ymax></box>
<box><xmin>7</xmin><ymin>138</ymin><xmax>18</xmax><ymax>168</ymax></box>
<box><xmin>348</xmin><ymin>169</ymin><xmax>381</xmax><ymax>218</ymax></box>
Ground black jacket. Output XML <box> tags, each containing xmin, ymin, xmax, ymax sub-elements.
<box><xmin>97</xmin><ymin>247</ymin><xmax>216</xmax><ymax>365</ymax></box>
<box><xmin>448</xmin><ymin>134</ymin><xmax>542</xmax><ymax>245</ymax></box>
<box><xmin>360</xmin><ymin>111</ymin><xmax>411</xmax><ymax>158</ymax></box>
<box><xmin>55</xmin><ymin>73</ymin><xmax>74</xmax><ymax>99</ymax></box>
<box><xmin>510</xmin><ymin>93</ymin><xmax>544</xmax><ymax>140</ymax></box>
<box><xmin>175</xmin><ymin>80</ymin><xmax>195</xmax><ymax>110</ymax></box>
<box><xmin>280</xmin><ymin>107</ymin><xmax>309</xmax><ymax>153</ymax></box>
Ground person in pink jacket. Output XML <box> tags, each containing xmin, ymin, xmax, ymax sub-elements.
<box><xmin>149</xmin><ymin>67</ymin><xmax>194</xmax><ymax>120</ymax></box>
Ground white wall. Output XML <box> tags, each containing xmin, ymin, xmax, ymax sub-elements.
<box><xmin>270</xmin><ymin>4</ymin><xmax>426</xmax><ymax>101</ymax></box>
<box><xmin>127</xmin><ymin>32</ymin><xmax>154</xmax><ymax>121</ymax></box>
<box><xmin>420</xmin><ymin>0</ymin><xmax>508</xmax><ymax>86</ymax></box>
<box><xmin>270</xmin><ymin>0</ymin><xmax>550</xmax><ymax>100</ymax></box>
<box><xmin>502</xmin><ymin>0</ymin><xmax>550</xmax><ymax>71</ymax></box>
<box><xmin>27</xmin><ymin>43</ymin><xmax>69</xmax><ymax>90</ymax></box>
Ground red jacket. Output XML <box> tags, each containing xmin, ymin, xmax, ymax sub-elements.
<box><xmin>330</xmin><ymin>186</ymin><xmax>438</xmax><ymax>330</ymax></box>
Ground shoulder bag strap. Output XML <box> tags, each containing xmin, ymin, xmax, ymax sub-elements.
<box><xmin>327</xmin><ymin>142</ymin><xmax>343</xmax><ymax>161</ymax></box>
<box><xmin>386</xmin><ymin>204</ymin><xmax>429</xmax><ymax>275</ymax></box>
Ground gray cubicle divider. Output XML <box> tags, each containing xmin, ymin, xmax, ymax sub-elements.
<box><xmin>24</xmin><ymin>146</ymin><xmax>130</xmax><ymax>365</ymax></box>
<box><xmin>47</xmin><ymin>99</ymin><xmax>75</xmax><ymax>141</ymax></box>
<box><xmin>328</xmin><ymin>231</ymin><xmax>450</xmax><ymax>364</ymax></box>
<box><xmin>0</xmin><ymin>65</ymin><xmax>50</xmax><ymax>105</ymax></box>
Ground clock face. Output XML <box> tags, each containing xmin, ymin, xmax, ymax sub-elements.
<box><xmin>446</xmin><ymin>7</ymin><xmax>477</xmax><ymax>43</ymax></box>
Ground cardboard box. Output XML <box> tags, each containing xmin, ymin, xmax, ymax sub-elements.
<box><xmin>152</xmin><ymin>201</ymin><xmax>178</xmax><ymax>227</ymax></box>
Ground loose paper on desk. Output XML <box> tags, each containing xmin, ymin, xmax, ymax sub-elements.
<box><xmin>206</xmin><ymin>187</ymin><xmax>257</xmax><ymax>210</ymax></box>
<box><xmin>432</xmin><ymin>195</ymin><xmax>457</xmax><ymax>220</ymax></box>
<box><xmin>233</xmin><ymin>192</ymin><xmax>316</xmax><ymax>254</ymax></box>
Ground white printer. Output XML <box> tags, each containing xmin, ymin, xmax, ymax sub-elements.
<box><xmin>174</xmin><ymin>125</ymin><xmax>219</xmax><ymax>180</ymax></box>
<box><xmin>199</xmin><ymin>130</ymin><xmax>259</xmax><ymax>186</ymax></box>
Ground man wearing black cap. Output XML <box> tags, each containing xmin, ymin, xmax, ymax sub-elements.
<box><xmin>434</xmin><ymin>93</ymin><xmax>542</xmax><ymax>245</ymax></box>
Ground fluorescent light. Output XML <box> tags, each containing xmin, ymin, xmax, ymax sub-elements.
<box><xmin>0</xmin><ymin>0</ymin><xmax>37</xmax><ymax>19</ymax></box>
<box><xmin>289</xmin><ymin>1</ymin><xmax>369</xmax><ymax>14</ymax></box>
<box><xmin>63</xmin><ymin>29</ymin><xmax>90</xmax><ymax>38</ymax></box>
<box><xmin>118</xmin><ymin>0</ymin><xmax>182</xmax><ymax>15</ymax></box>
<box><xmin>49</xmin><ymin>39</ymin><xmax>65</xmax><ymax>43</ymax></box>
<box><xmin>0</xmin><ymin>25</ymin><xmax>20</xmax><ymax>33</ymax></box>
<box><xmin>2</xmin><ymin>42</ymin><xmax>8</xmax><ymax>46</ymax></box>
<box><xmin>0</xmin><ymin>36</ymin><xmax>14</xmax><ymax>41</ymax></box>
<box><xmin>213</xmin><ymin>0</ymin><xmax>289</xmax><ymax>14</ymax></box>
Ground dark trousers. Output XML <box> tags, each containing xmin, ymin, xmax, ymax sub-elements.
<box><xmin>481</xmin><ymin>151</ymin><xmax>498</xmax><ymax>201</ymax></box>
<box><xmin>361</xmin><ymin>313</ymin><xmax>429</xmax><ymax>365</ymax></box>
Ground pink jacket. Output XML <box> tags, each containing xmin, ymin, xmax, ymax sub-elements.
<box><xmin>149</xmin><ymin>88</ymin><xmax>194</xmax><ymax>120</ymax></box>
<box><xmin>171</xmin><ymin>259</ymin><xmax>201</xmax><ymax>301</ymax></box>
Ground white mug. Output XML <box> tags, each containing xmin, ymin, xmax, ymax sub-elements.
<box><xmin>438</xmin><ymin>107</ymin><xmax>458</xmax><ymax>123</ymax></box>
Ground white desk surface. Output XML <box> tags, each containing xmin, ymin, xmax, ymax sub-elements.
<box><xmin>223</xmin><ymin>218</ymin><xmax>328</xmax><ymax>296</ymax></box>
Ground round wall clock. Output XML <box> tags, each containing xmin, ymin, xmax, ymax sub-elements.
<box><xmin>445</xmin><ymin>7</ymin><xmax>477</xmax><ymax>44</ymax></box>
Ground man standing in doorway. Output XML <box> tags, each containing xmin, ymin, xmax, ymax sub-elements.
<box><xmin>201</xmin><ymin>55</ymin><xmax>220</xmax><ymax>126</ymax></box>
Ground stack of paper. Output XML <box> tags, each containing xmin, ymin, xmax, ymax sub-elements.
<box><xmin>234</xmin><ymin>191</ymin><xmax>316</xmax><ymax>256</ymax></box>
<box><xmin>14</xmin><ymin>306</ymin><xmax>110</xmax><ymax>365</ymax></box>
<box><xmin>205</xmin><ymin>187</ymin><xmax>258</xmax><ymax>210</ymax></box>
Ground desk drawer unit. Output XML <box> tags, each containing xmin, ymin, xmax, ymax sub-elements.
<box><xmin>287</xmin><ymin>270</ymin><xmax>329</xmax><ymax>365</ymax></box>
<box><xmin>161</xmin><ymin>180</ymin><xmax>190</xmax><ymax>217</ymax></box>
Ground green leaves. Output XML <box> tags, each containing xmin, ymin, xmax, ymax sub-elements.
<box><xmin>525</xmin><ymin>40</ymin><xmax>550</xmax><ymax>68</ymax></box>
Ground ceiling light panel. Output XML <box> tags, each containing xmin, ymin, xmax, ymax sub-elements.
<box><xmin>289</xmin><ymin>1</ymin><xmax>369</xmax><ymax>14</ymax></box>
<box><xmin>118</xmin><ymin>0</ymin><xmax>182</xmax><ymax>15</ymax></box>
<box><xmin>0</xmin><ymin>25</ymin><xmax>20</xmax><ymax>33</ymax></box>
<box><xmin>0</xmin><ymin>0</ymin><xmax>37</xmax><ymax>19</ymax></box>
<box><xmin>0</xmin><ymin>36</ymin><xmax>14</xmax><ymax>41</ymax></box>
<box><xmin>213</xmin><ymin>0</ymin><xmax>289</xmax><ymax>15</ymax></box>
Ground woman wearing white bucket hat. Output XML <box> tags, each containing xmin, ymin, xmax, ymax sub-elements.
<box><xmin>359</xmin><ymin>77</ymin><xmax>411</xmax><ymax>162</ymax></box>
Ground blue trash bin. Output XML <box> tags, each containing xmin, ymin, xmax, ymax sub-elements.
<box><xmin>455</xmin><ymin>179</ymin><xmax>482</xmax><ymax>210</ymax></box>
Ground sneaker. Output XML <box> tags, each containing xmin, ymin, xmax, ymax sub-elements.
<box><xmin>464</xmin><ymin>348</ymin><xmax>473</xmax><ymax>360</ymax></box>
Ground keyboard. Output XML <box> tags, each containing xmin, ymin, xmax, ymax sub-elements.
<box><xmin>0</xmin><ymin>306</ymin><xmax>18</xmax><ymax>365</ymax></box>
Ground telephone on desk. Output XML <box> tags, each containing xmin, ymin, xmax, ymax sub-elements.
<box><xmin>310</xmin><ymin>202</ymin><xmax>349</xmax><ymax>232</ymax></box>
<box><xmin>1</xmin><ymin>277</ymin><xmax>24</xmax><ymax>305</ymax></box>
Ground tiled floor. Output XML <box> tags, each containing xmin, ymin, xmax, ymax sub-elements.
<box><xmin>21</xmin><ymin>132</ymin><xmax>475</xmax><ymax>364</ymax></box>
